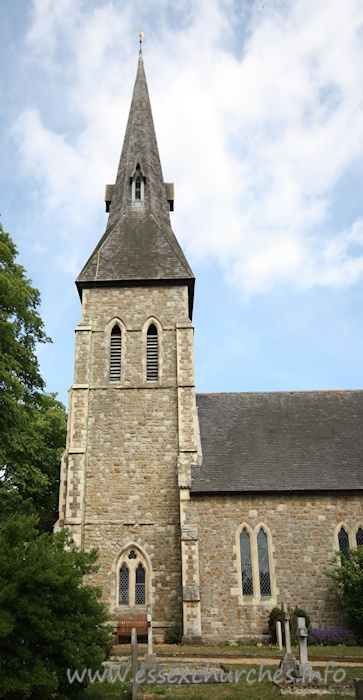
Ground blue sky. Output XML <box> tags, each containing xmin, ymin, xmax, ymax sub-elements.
<box><xmin>1</xmin><ymin>0</ymin><xmax>363</xmax><ymax>408</ymax></box>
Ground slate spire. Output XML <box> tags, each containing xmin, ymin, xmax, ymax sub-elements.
<box><xmin>77</xmin><ymin>47</ymin><xmax>195</xmax><ymax>318</ymax></box>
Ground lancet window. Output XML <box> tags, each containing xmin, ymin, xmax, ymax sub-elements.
<box><xmin>238</xmin><ymin>523</ymin><xmax>274</xmax><ymax>602</ymax></box>
<box><xmin>338</xmin><ymin>526</ymin><xmax>350</xmax><ymax>563</ymax></box>
<box><xmin>257</xmin><ymin>527</ymin><xmax>272</xmax><ymax>597</ymax></box>
<box><xmin>146</xmin><ymin>323</ymin><xmax>158</xmax><ymax>380</ymax></box>
<box><xmin>110</xmin><ymin>324</ymin><xmax>122</xmax><ymax>381</ymax></box>
<box><xmin>240</xmin><ymin>528</ymin><xmax>253</xmax><ymax>596</ymax></box>
<box><xmin>131</xmin><ymin>163</ymin><xmax>145</xmax><ymax>203</ymax></box>
<box><xmin>356</xmin><ymin>527</ymin><xmax>363</xmax><ymax>547</ymax></box>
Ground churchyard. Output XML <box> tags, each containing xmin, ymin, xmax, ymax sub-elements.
<box><xmin>81</xmin><ymin>639</ymin><xmax>363</xmax><ymax>700</ymax></box>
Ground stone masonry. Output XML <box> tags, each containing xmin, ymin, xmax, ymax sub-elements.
<box><xmin>56</xmin><ymin>48</ymin><xmax>362</xmax><ymax>644</ymax></box>
<box><xmin>183</xmin><ymin>492</ymin><xmax>362</xmax><ymax>640</ymax></box>
<box><xmin>56</xmin><ymin>284</ymin><xmax>198</xmax><ymax>635</ymax></box>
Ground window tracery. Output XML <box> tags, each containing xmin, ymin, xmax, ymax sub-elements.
<box><xmin>117</xmin><ymin>548</ymin><xmax>148</xmax><ymax>608</ymax></box>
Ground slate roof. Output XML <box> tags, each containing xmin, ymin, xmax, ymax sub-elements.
<box><xmin>77</xmin><ymin>49</ymin><xmax>195</xmax><ymax>317</ymax></box>
<box><xmin>192</xmin><ymin>391</ymin><xmax>363</xmax><ymax>493</ymax></box>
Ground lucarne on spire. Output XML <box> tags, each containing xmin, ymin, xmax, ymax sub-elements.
<box><xmin>77</xmin><ymin>47</ymin><xmax>195</xmax><ymax>318</ymax></box>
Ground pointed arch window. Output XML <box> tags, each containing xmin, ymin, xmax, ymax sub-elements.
<box><xmin>146</xmin><ymin>324</ymin><xmax>158</xmax><ymax>380</ymax></box>
<box><xmin>257</xmin><ymin>527</ymin><xmax>271</xmax><ymax>597</ymax></box>
<box><xmin>131</xmin><ymin>163</ymin><xmax>145</xmax><ymax>204</ymax></box>
<box><xmin>356</xmin><ymin>527</ymin><xmax>363</xmax><ymax>547</ymax></box>
<box><xmin>119</xmin><ymin>563</ymin><xmax>129</xmax><ymax>605</ymax></box>
<box><xmin>240</xmin><ymin>528</ymin><xmax>253</xmax><ymax>596</ymax></box>
<box><xmin>118</xmin><ymin>549</ymin><xmax>148</xmax><ymax>608</ymax></box>
<box><xmin>135</xmin><ymin>563</ymin><xmax>146</xmax><ymax>605</ymax></box>
<box><xmin>237</xmin><ymin>523</ymin><xmax>274</xmax><ymax>603</ymax></box>
<box><xmin>338</xmin><ymin>526</ymin><xmax>350</xmax><ymax>563</ymax></box>
<box><xmin>110</xmin><ymin>324</ymin><xmax>122</xmax><ymax>381</ymax></box>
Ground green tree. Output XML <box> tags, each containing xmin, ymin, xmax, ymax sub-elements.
<box><xmin>326</xmin><ymin>547</ymin><xmax>363</xmax><ymax>636</ymax></box>
<box><xmin>0</xmin><ymin>225</ymin><xmax>67</xmax><ymax>530</ymax></box>
<box><xmin>0</xmin><ymin>225</ymin><xmax>47</xmax><ymax>434</ymax></box>
<box><xmin>1</xmin><ymin>392</ymin><xmax>67</xmax><ymax>531</ymax></box>
<box><xmin>0</xmin><ymin>513</ymin><xmax>112</xmax><ymax>699</ymax></box>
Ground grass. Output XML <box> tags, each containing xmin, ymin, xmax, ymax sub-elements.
<box><xmin>112</xmin><ymin>642</ymin><xmax>363</xmax><ymax>659</ymax></box>
<box><xmin>83</xmin><ymin>661</ymin><xmax>363</xmax><ymax>700</ymax></box>
<box><xmin>82</xmin><ymin>644</ymin><xmax>363</xmax><ymax>699</ymax></box>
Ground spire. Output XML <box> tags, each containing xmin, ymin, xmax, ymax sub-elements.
<box><xmin>77</xmin><ymin>48</ymin><xmax>195</xmax><ymax>318</ymax></box>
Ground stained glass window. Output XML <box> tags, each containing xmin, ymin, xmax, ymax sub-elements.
<box><xmin>240</xmin><ymin>528</ymin><xmax>253</xmax><ymax>596</ymax></box>
<box><xmin>257</xmin><ymin>528</ymin><xmax>271</xmax><ymax>596</ymax></box>
<box><xmin>338</xmin><ymin>526</ymin><xmax>350</xmax><ymax>563</ymax></box>
<box><xmin>119</xmin><ymin>563</ymin><xmax>129</xmax><ymax>605</ymax></box>
<box><xmin>135</xmin><ymin>563</ymin><xmax>146</xmax><ymax>605</ymax></box>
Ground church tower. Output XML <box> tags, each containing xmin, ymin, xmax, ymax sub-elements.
<box><xmin>56</xmin><ymin>46</ymin><xmax>201</xmax><ymax>640</ymax></box>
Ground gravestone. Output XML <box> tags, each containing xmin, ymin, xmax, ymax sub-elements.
<box><xmin>142</xmin><ymin>605</ymin><xmax>160</xmax><ymax>673</ymax></box>
<box><xmin>131</xmin><ymin>628</ymin><xmax>138</xmax><ymax>700</ymax></box>
<box><xmin>276</xmin><ymin>620</ymin><xmax>283</xmax><ymax>650</ymax></box>
<box><xmin>297</xmin><ymin>616</ymin><xmax>312</xmax><ymax>680</ymax></box>
<box><xmin>279</xmin><ymin>603</ymin><xmax>299</xmax><ymax>679</ymax></box>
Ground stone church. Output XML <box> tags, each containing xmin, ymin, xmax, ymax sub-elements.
<box><xmin>55</xmin><ymin>47</ymin><xmax>363</xmax><ymax>642</ymax></box>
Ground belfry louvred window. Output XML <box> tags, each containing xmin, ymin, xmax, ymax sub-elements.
<box><xmin>110</xmin><ymin>325</ymin><xmax>121</xmax><ymax>381</ymax></box>
<box><xmin>146</xmin><ymin>324</ymin><xmax>158</xmax><ymax>380</ymax></box>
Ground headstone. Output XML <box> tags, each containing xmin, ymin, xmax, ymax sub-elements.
<box><xmin>276</xmin><ymin>620</ymin><xmax>283</xmax><ymax>650</ymax></box>
<box><xmin>147</xmin><ymin>605</ymin><xmax>153</xmax><ymax>655</ymax></box>
<box><xmin>142</xmin><ymin>605</ymin><xmax>160</xmax><ymax>673</ymax></box>
<box><xmin>131</xmin><ymin>628</ymin><xmax>138</xmax><ymax>700</ymax></box>
<box><xmin>297</xmin><ymin>616</ymin><xmax>312</xmax><ymax>679</ymax></box>
<box><xmin>282</xmin><ymin>603</ymin><xmax>291</xmax><ymax>654</ymax></box>
<box><xmin>142</xmin><ymin>653</ymin><xmax>160</xmax><ymax>673</ymax></box>
<box><xmin>279</xmin><ymin>603</ymin><xmax>299</xmax><ymax>680</ymax></box>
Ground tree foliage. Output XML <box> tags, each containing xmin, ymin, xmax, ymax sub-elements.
<box><xmin>1</xmin><ymin>391</ymin><xmax>67</xmax><ymax>531</ymax></box>
<box><xmin>0</xmin><ymin>513</ymin><xmax>112</xmax><ymax>699</ymax></box>
<box><xmin>0</xmin><ymin>225</ymin><xmax>67</xmax><ymax>530</ymax></box>
<box><xmin>0</xmin><ymin>227</ymin><xmax>112</xmax><ymax>697</ymax></box>
<box><xmin>326</xmin><ymin>547</ymin><xmax>363</xmax><ymax>637</ymax></box>
<box><xmin>0</xmin><ymin>226</ymin><xmax>47</xmax><ymax>431</ymax></box>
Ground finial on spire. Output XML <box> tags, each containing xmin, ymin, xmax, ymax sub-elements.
<box><xmin>137</xmin><ymin>28</ymin><xmax>145</xmax><ymax>53</ymax></box>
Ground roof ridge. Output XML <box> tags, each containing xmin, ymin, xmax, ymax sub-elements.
<box><xmin>196</xmin><ymin>389</ymin><xmax>363</xmax><ymax>396</ymax></box>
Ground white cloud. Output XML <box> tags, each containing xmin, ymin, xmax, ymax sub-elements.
<box><xmin>14</xmin><ymin>108</ymin><xmax>84</xmax><ymax>209</ymax></box>
<box><xmin>13</xmin><ymin>0</ymin><xmax>363</xmax><ymax>294</ymax></box>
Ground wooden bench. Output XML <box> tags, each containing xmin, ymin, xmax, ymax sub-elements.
<box><xmin>115</xmin><ymin>618</ymin><xmax>148</xmax><ymax>644</ymax></box>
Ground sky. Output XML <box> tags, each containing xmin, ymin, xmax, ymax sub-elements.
<box><xmin>1</xmin><ymin>0</ymin><xmax>363</xmax><ymax>408</ymax></box>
